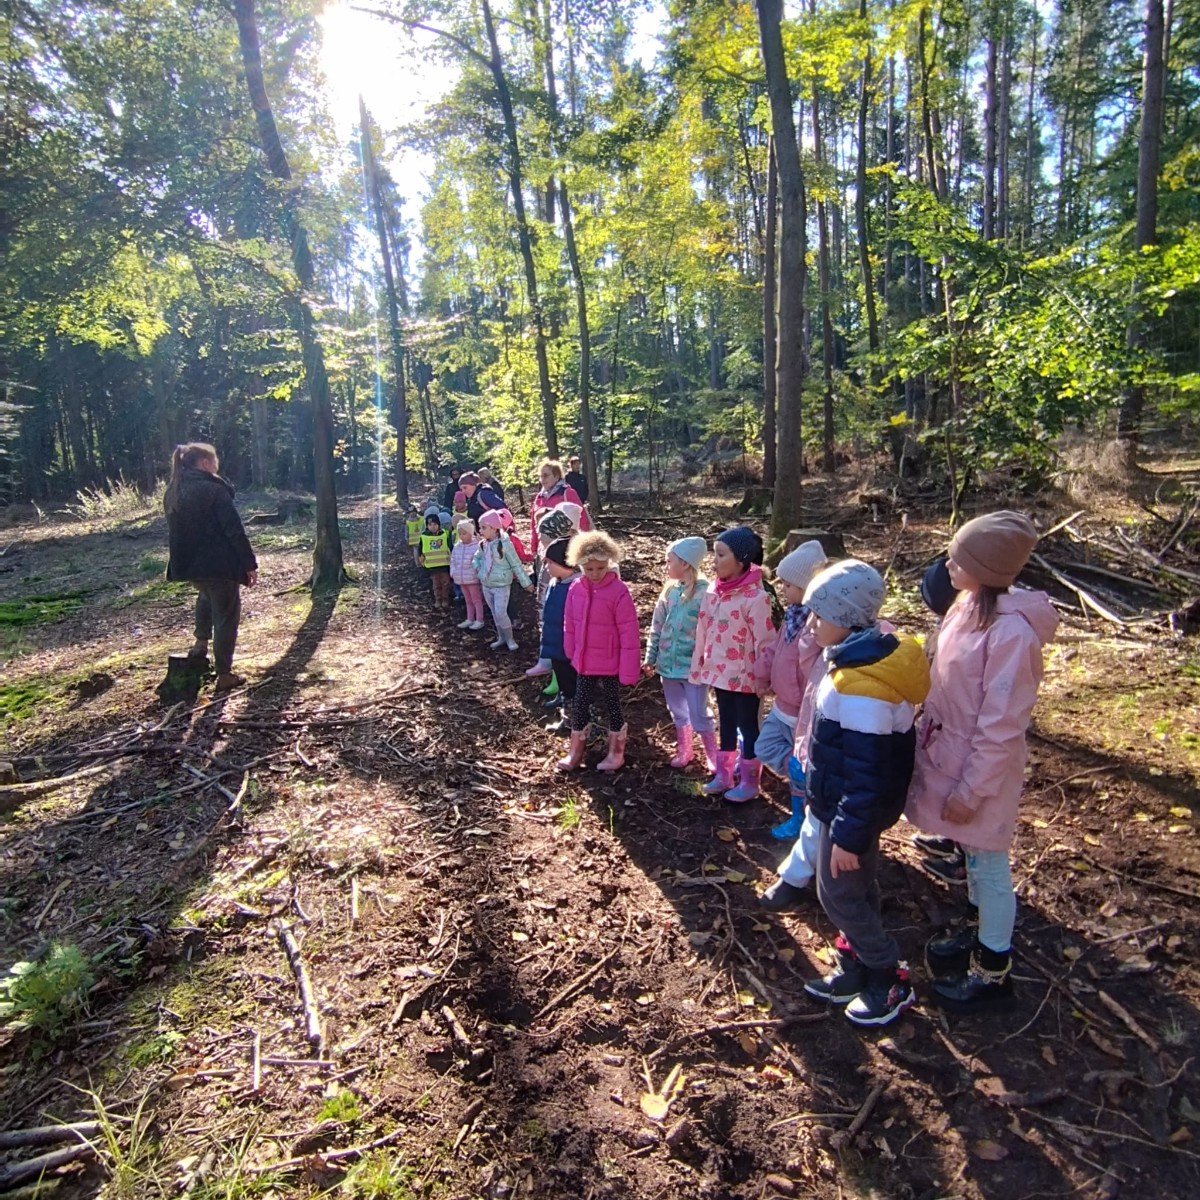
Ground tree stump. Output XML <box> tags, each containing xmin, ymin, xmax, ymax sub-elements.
<box><xmin>767</xmin><ymin>528</ymin><xmax>846</xmax><ymax>567</ymax></box>
<box><xmin>156</xmin><ymin>655</ymin><xmax>208</xmax><ymax>703</ymax></box>
<box><xmin>736</xmin><ymin>486</ymin><xmax>774</xmax><ymax>517</ymax></box>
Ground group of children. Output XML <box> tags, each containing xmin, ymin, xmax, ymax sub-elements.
<box><xmin>406</xmin><ymin>471</ymin><xmax>1058</xmax><ymax>1029</ymax></box>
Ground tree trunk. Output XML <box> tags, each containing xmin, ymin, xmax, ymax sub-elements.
<box><xmin>856</xmin><ymin>0</ymin><xmax>880</xmax><ymax>362</ymax></box>
<box><xmin>233</xmin><ymin>0</ymin><xmax>345</xmax><ymax>591</ymax></box>
<box><xmin>756</xmin><ymin>0</ymin><xmax>808</xmax><ymax>538</ymax></box>
<box><xmin>1117</xmin><ymin>0</ymin><xmax>1166</xmax><ymax>444</ymax></box>
<box><xmin>481</xmin><ymin>0</ymin><xmax>558</xmax><ymax>457</ymax></box>
<box><xmin>539</xmin><ymin>0</ymin><xmax>600</xmax><ymax>507</ymax></box>
<box><xmin>1022</xmin><ymin>6</ymin><xmax>1039</xmax><ymax>247</ymax></box>
<box><xmin>359</xmin><ymin>98</ymin><xmax>410</xmax><ymax>503</ymax></box>
<box><xmin>983</xmin><ymin>4</ymin><xmax>998</xmax><ymax>239</ymax></box>
<box><xmin>811</xmin><ymin>79</ymin><xmax>836</xmax><ymax>475</ymax></box>
<box><xmin>997</xmin><ymin>17</ymin><xmax>1012</xmax><ymax>241</ymax></box>
<box><xmin>762</xmin><ymin>138</ymin><xmax>778</xmax><ymax>490</ymax></box>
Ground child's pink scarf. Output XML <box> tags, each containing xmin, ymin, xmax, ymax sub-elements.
<box><xmin>714</xmin><ymin>564</ymin><xmax>762</xmax><ymax>598</ymax></box>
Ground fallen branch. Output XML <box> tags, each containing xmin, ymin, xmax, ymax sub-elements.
<box><xmin>274</xmin><ymin>921</ymin><xmax>322</xmax><ymax>1055</ymax></box>
<box><xmin>1097</xmin><ymin>990</ymin><xmax>1161</xmax><ymax>1054</ymax></box>
<box><xmin>245</xmin><ymin>1128</ymin><xmax>404</xmax><ymax>1176</ymax></box>
<box><xmin>440</xmin><ymin>1005</ymin><xmax>485</xmax><ymax>1065</ymax></box>
<box><xmin>1074</xmin><ymin>849</ymin><xmax>1200</xmax><ymax>902</ymax></box>
<box><xmin>0</xmin><ymin>1122</ymin><xmax>101</xmax><ymax>1151</ymax></box>
<box><xmin>0</xmin><ymin>1143</ymin><xmax>97</xmax><ymax>1191</ymax></box>
<box><xmin>1029</xmin><ymin>552</ymin><xmax>1129</xmax><ymax>625</ymax></box>
<box><xmin>531</xmin><ymin>943</ymin><xmax>622</xmax><ymax>1024</ymax></box>
<box><xmin>830</xmin><ymin>1082</ymin><xmax>886</xmax><ymax>1149</ymax></box>
<box><xmin>0</xmin><ymin>763</ymin><xmax>113</xmax><ymax>808</ymax></box>
<box><xmin>176</xmin><ymin>772</ymin><xmax>250</xmax><ymax>868</ymax></box>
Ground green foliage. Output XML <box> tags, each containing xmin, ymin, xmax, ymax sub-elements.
<box><xmin>342</xmin><ymin>1150</ymin><xmax>417</xmax><ymax>1199</ymax></box>
<box><xmin>127</xmin><ymin>1029</ymin><xmax>185</xmax><ymax>1067</ymax></box>
<box><xmin>0</xmin><ymin>590</ymin><xmax>89</xmax><ymax>627</ymax></box>
<box><xmin>70</xmin><ymin>477</ymin><xmax>165</xmax><ymax>523</ymax></box>
<box><xmin>0</xmin><ymin>942</ymin><xmax>95</xmax><ymax>1039</ymax></box>
<box><xmin>556</xmin><ymin>793</ymin><xmax>582</xmax><ymax>832</ymax></box>
<box><xmin>319</xmin><ymin>1089</ymin><xmax>362</xmax><ymax>1124</ymax></box>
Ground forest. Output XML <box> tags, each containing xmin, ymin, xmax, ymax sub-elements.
<box><xmin>2</xmin><ymin>2</ymin><xmax>1200</xmax><ymax>1200</ymax></box>
<box><xmin>1</xmin><ymin>0</ymin><xmax>1197</xmax><ymax>533</ymax></box>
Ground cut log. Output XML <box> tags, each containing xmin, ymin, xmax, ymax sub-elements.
<box><xmin>768</xmin><ymin>528</ymin><xmax>845</xmax><ymax>567</ymax></box>
<box><xmin>156</xmin><ymin>655</ymin><xmax>208</xmax><ymax>703</ymax></box>
<box><xmin>735</xmin><ymin>486</ymin><xmax>774</xmax><ymax>517</ymax></box>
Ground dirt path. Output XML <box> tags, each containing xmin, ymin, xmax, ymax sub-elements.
<box><xmin>1</xmin><ymin>494</ymin><xmax>1198</xmax><ymax>1199</ymax></box>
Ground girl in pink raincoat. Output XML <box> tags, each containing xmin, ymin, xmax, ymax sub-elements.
<box><xmin>905</xmin><ymin>512</ymin><xmax>1059</xmax><ymax>1016</ymax></box>
<box><xmin>688</xmin><ymin>526</ymin><xmax>776</xmax><ymax>803</ymax></box>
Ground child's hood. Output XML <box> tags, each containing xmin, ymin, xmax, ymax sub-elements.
<box><xmin>828</xmin><ymin>627</ymin><xmax>931</xmax><ymax>707</ymax></box>
<box><xmin>994</xmin><ymin>588</ymin><xmax>1059</xmax><ymax>646</ymax></box>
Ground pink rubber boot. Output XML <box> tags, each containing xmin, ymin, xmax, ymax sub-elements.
<box><xmin>669</xmin><ymin>725</ymin><xmax>694</xmax><ymax>769</ymax></box>
<box><xmin>725</xmin><ymin>758</ymin><xmax>763</xmax><ymax>803</ymax></box>
<box><xmin>701</xmin><ymin>750</ymin><xmax>737</xmax><ymax>795</ymax></box>
<box><xmin>699</xmin><ymin>731</ymin><xmax>719</xmax><ymax>773</ymax></box>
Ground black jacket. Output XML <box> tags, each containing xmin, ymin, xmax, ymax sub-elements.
<box><xmin>442</xmin><ymin>477</ymin><xmax>462</xmax><ymax>510</ymax></box>
<box><xmin>565</xmin><ymin>469</ymin><xmax>589</xmax><ymax>504</ymax></box>
<box><xmin>166</xmin><ymin>469</ymin><xmax>257</xmax><ymax>584</ymax></box>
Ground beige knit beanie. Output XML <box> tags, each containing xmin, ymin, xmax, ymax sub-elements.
<box><xmin>949</xmin><ymin>511</ymin><xmax>1038</xmax><ymax>588</ymax></box>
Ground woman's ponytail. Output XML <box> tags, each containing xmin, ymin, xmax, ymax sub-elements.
<box><xmin>164</xmin><ymin>442</ymin><xmax>217</xmax><ymax>515</ymax></box>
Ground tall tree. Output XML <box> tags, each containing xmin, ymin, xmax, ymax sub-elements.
<box><xmin>359</xmin><ymin>97</ymin><xmax>410</xmax><ymax>502</ymax></box>
<box><xmin>232</xmin><ymin>0</ymin><xmax>345</xmax><ymax>589</ymax></box>
<box><xmin>1117</xmin><ymin>0</ymin><xmax>1166</xmax><ymax>446</ymax></box>
<box><xmin>756</xmin><ymin>0</ymin><xmax>807</xmax><ymax>538</ymax></box>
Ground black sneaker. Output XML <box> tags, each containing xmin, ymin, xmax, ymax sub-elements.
<box><xmin>912</xmin><ymin>833</ymin><xmax>961</xmax><ymax>861</ymax></box>
<box><xmin>804</xmin><ymin>937</ymin><xmax>867</xmax><ymax>1004</ymax></box>
<box><xmin>759</xmin><ymin>878</ymin><xmax>812</xmax><ymax>912</ymax></box>
<box><xmin>544</xmin><ymin>693</ymin><xmax>564</xmax><ymax>710</ymax></box>
<box><xmin>930</xmin><ymin>952</ymin><xmax>1016</xmax><ymax>1015</ymax></box>
<box><xmin>844</xmin><ymin>963</ymin><xmax>917</xmax><ymax>1027</ymax></box>
<box><xmin>921</xmin><ymin>853</ymin><xmax>967</xmax><ymax>887</ymax></box>
<box><xmin>925</xmin><ymin>927</ymin><xmax>979</xmax><ymax>978</ymax></box>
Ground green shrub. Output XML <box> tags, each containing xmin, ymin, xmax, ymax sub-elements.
<box><xmin>0</xmin><ymin>941</ymin><xmax>95</xmax><ymax>1038</ymax></box>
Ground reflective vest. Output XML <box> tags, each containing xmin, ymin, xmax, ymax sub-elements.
<box><xmin>420</xmin><ymin>532</ymin><xmax>451</xmax><ymax>568</ymax></box>
<box><xmin>406</xmin><ymin>516</ymin><xmax>424</xmax><ymax>546</ymax></box>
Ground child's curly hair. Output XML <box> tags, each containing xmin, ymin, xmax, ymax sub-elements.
<box><xmin>568</xmin><ymin>530</ymin><xmax>621</xmax><ymax>567</ymax></box>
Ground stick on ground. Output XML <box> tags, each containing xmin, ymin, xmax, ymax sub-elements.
<box><xmin>275</xmin><ymin>921</ymin><xmax>323</xmax><ymax>1055</ymax></box>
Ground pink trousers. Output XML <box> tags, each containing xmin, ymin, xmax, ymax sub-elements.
<box><xmin>460</xmin><ymin>581</ymin><xmax>485</xmax><ymax>623</ymax></box>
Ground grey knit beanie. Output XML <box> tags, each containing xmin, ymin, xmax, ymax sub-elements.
<box><xmin>668</xmin><ymin>536</ymin><xmax>708</xmax><ymax>571</ymax></box>
<box><xmin>775</xmin><ymin>539</ymin><xmax>828</xmax><ymax>591</ymax></box>
<box><xmin>803</xmin><ymin>559</ymin><xmax>886</xmax><ymax>630</ymax></box>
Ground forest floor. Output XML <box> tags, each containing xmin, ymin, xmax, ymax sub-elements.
<box><xmin>1</xmin><ymin>462</ymin><xmax>1199</xmax><ymax>1200</ymax></box>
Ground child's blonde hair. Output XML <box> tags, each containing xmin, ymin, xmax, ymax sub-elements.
<box><xmin>568</xmin><ymin>530</ymin><xmax>621</xmax><ymax>567</ymax></box>
<box><xmin>660</xmin><ymin>556</ymin><xmax>704</xmax><ymax>605</ymax></box>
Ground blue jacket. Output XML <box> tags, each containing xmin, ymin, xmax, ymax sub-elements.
<box><xmin>540</xmin><ymin>573</ymin><xmax>579</xmax><ymax>661</ymax></box>
<box><xmin>806</xmin><ymin>628</ymin><xmax>931</xmax><ymax>855</ymax></box>
<box><xmin>645</xmin><ymin>579</ymin><xmax>709</xmax><ymax>679</ymax></box>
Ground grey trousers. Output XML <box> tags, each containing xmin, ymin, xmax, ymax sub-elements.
<box><xmin>815</xmin><ymin>819</ymin><xmax>899</xmax><ymax>969</ymax></box>
<box><xmin>194</xmin><ymin>579</ymin><xmax>241</xmax><ymax>675</ymax></box>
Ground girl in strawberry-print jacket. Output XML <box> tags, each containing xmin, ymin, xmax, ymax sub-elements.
<box><xmin>558</xmin><ymin>532</ymin><xmax>640</xmax><ymax>775</ymax></box>
<box><xmin>905</xmin><ymin>512</ymin><xmax>1058</xmax><ymax>1017</ymax></box>
<box><xmin>689</xmin><ymin>526</ymin><xmax>776</xmax><ymax>803</ymax></box>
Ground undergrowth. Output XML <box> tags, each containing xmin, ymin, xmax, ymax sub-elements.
<box><xmin>0</xmin><ymin>941</ymin><xmax>94</xmax><ymax>1041</ymax></box>
<box><xmin>71</xmin><ymin>475</ymin><xmax>165</xmax><ymax>524</ymax></box>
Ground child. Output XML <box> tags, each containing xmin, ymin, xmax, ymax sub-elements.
<box><xmin>688</xmin><ymin>526</ymin><xmax>776</xmax><ymax>802</ymax></box>
<box><xmin>539</xmin><ymin>538</ymin><xmax>580</xmax><ymax>734</ymax></box>
<box><xmin>905</xmin><ymin>512</ymin><xmax>1057</xmax><ymax>1015</ymax></box>
<box><xmin>419</xmin><ymin>512</ymin><xmax>452</xmax><ymax>610</ymax></box>
<box><xmin>526</xmin><ymin>506</ymin><xmax>585</xmax><ymax>681</ymax></box>
<box><xmin>451</xmin><ymin>520</ymin><xmax>486</xmax><ymax>630</ymax></box>
<box><xmin>751</xmin><ymin>540</ymin><xmax>828</xmax><ymax>835</ymax></box>
<box><xmin>473</xmin><ymin>510</ymin><xmax>534</xmax><ymax>650</ymax></box>
<box><xmin>405</xmin><ymin>505</ymin><xmax>424</xmax><ymax>567</ymax></box>
<box><xmin>909</xmin><ymin>555</ymin><xmax>967</xmax><ymax>882</ymax></box>
<box><xmin>643</xmin><ymin>536</ymin><xmax>716</xmax><ymax>770</ymax></box>
<box><xmin>558</xmin><ymin>532</ymin><xmax>640</xmax><ymax>773</ymax></box>
<box><xmin>799</xmin><ymin>559</ymin><xmax>930</xmax><ymax>1027</ymax></box>
<box><xmin>451</xmin><ymin>490</ymin><xmax>470</xmax><ymax>531</ymax></box>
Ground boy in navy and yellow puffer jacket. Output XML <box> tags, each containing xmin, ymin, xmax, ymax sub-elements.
<box><xmin>798</xmin><ymin>559</ymin><xmax>931</xmax><ymax>1029</ymax></box>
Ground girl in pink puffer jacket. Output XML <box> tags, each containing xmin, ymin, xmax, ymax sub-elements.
<box><xmin>906</xmin><ymin>511</ymin><xmax>1058</xmax><ymax>1018</ymax></box>
<box><xmin>558</xmin><ymin>532</ymin><xmax>641</xmax><ymax>774</ymax></box>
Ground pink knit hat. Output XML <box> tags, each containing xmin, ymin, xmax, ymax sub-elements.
<box><xmin>454</xmin><ymin>490</ymin><xmax>466</xmax><ymax>507</ymax></box>
<box><xmin>479</xmin><ymin>510</ymin><xmax>504</xmax><ymax>530</ymax></box>
<box><xmin>949</xmin><ymin>511</ymin><xmax>1038</xmax><ymax>588</ymax></box>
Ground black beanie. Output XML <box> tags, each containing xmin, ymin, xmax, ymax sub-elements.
<box><xmin>544</xmin><ymin>538</ymin><xmax>571</xmax><ymax>568</ymax></box>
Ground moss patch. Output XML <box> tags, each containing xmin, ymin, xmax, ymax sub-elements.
<box><xmin>0</xmin><ymin>591</ymin><xmax>90</xmax><ymax>626</ymax></box>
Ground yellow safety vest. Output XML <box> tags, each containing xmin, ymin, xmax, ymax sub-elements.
<box><xmin>406</xmin><ymin>516</ymin><xmax>424</xmax><ymax>546</ymax></box>
<box><xmin>420</xmin><ymin>532</ymin><xmax>451</xmax><ymax>568</ymax></box>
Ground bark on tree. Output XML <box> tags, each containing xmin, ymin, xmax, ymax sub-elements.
<box><xmin>811</xmin><ymin>82</ymin><xmax>836</xmax><ymax>474</ymax></box>
<box><xmin>756</xmin><ymin>0</ymin><xmax>808</xmax><ymax>538</ymax></box>
<box><xmin>1117</xmin><ymin>0</ymin><xmax>1166</xmax><ymax>445</ymax></box>
<box><xmin>762</xmin><ymin>138</ymin><xmax>778</xmax><ymax>490</ymax></box>
<box><xmin>480</xmin><ymin>0</ymin><xmax>559</xmax><ymax>457</ymax></box>
<box><xmin>984</xmin><ymin>5</ymin><xmax>998</xmax><ymax>239</ymax></box>
<box><xmin>539</xmin><ymin>0</ymin><xmax>600</xmax><ymax>507</ymax></box>
<box><xmin>856</xmin><ymin>0</ymin><xmax>880</xmax><ymax>363</ymax></box>
<box><xmin>359</xmin><ymin>98</ymin><xmax>410</xmax><ymax>503</ymax></box>
<box><xmin>232</xmin><ymin>0</ymin><xmax>345</xmax><ymax>590</ymax></box>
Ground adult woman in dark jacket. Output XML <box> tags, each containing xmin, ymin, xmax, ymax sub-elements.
<box><xmin>165</xmin><ymin>442</ymin><xmax>258</xmax><ymax>692</ymax></box>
